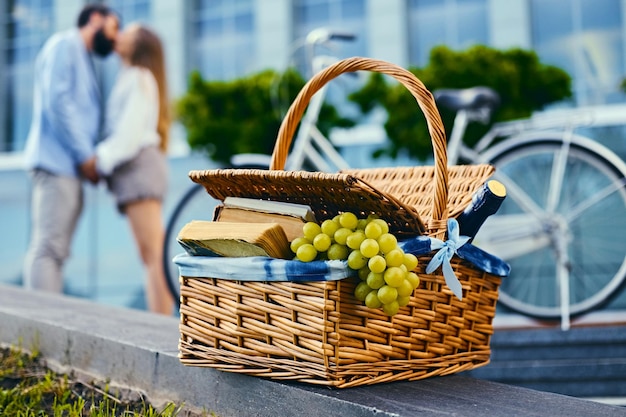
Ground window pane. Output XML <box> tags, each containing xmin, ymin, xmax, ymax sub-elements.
<box><xmin>195</xmin><ymin>17</ymin><xmax>223</xmax><ymax>38</ymax></box>
<box><xmin>456</xmin><ymin>0</ymin><xmax>488</xmax><ymax>48</ymax></box>
<box><xmin>341</xmin><ymin>0</ymin><xmax>364</xmax><ymax>18</ymax></box>
<box><xmin>196</xmin><ymin>0</ymin><xmax>224</xmax><ymax>12</ymax></box>
<box><xmin>234</xmin><ymin>13</ymin><xmax>253</xmax><ymax>32</ymax></box>
<box><xmin>531</xmin><ymin>0</ymin><xmax>573</xmax><ymax>45</ymax></box>
<box><xmin>531</xmin><ymin>0</ymin><xmax>623</xmax><ymax>104</ymax></box>
<box><xmin>109</xmin><ymin>0</ymin><xmax>151</xmax><ymax>24</ymax></box>
<box><xmin>133</xmin><ymin>2</ymin><xmax>150</xmax><ymax>20</ymax></box>
<box><xmin>296</xmin><ymin>2</ymin><xmax>330</xmax><ymax>25</ymax></box>
<box><xmin>581</xmin><ymin>0</ymin><xmax>620</xmax><ymax>28</ymax></box>
<box><xmin>190</xmin><ymin>1</ymin><xmax>256</xmax><ymax>79</ymax></box>
<box><xmin>581</xmin><ymin>0</ymin><xmax>623</xmax><ymax>103</ymax></box>
<box><xmin>408</xmin><ymin>0</ymin><xmax>488</xmax><ymax>66</ymax></box>
<box><xmin>408</xmin><ymin>0</ymin><xmax>447</xmax><ymax>65</ymax></box>
<box><xmin>533</xmin><ymin>1</ymin><xmax>573</xmax><ymax>70</ymax></box>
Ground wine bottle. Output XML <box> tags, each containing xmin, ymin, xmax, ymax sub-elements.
<box><xmin>456</xmin><ymin>179</ymin><xmax>506</xmax><ymax>241</ymax></box>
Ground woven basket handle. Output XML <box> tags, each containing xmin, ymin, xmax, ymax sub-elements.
<box><xmin>270</xmin><ymin>57</ymin><xmax>449</xmax><ymax>225</ymax></box>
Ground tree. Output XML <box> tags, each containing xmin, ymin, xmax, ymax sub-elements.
<box><xmin>349</xmin><ymin>45</ymin><xmax>573</xmax><ymax>161</ymax></box>
<box><xmin>176</xmin><ymin>68</ymin><xmax>354</xmax><ymax>166</ymax></box>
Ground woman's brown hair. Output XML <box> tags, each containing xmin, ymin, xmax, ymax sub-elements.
<box><xmin>129</xmin><ymin>26</ymin><xmax>170</xmax><ymax>152</ymax></box>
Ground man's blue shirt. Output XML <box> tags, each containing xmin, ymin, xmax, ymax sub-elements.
<box><xmin>24</xmin><ymin>29</ymin><xmax>101</xmax><ymax>177</ymax></box>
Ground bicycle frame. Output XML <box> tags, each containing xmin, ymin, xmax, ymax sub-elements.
<box><xmin>450</xmin><ymin>102</ymin><xmax>626</xmax><ymax>164</ymax></box>
<box><xmin>447</xmin><ymin>101</ymin><xmax>626</xmax><ymax>330</ymax></box>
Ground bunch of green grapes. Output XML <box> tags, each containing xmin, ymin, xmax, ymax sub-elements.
<box><xmin>290</xmin><ymin>212</ymin><xmax>420</xmax><ymax>316</ymax></box>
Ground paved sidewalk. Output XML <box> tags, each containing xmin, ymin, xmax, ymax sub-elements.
<box><xmin>1</xmin><ymin>283</ymin><xmax>625</xmax><ymax>417</ymax></box>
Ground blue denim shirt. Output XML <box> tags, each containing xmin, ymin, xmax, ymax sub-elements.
<box><xmin>23</xmin><ymin>29</ymin><xmax>101</xmax><ymax>178</ymax></box>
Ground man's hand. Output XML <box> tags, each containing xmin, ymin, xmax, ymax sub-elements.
<box><xmin>80</xmin><ymin>157</ymin><xmax>99</xmax><ymax>184</ymax></box>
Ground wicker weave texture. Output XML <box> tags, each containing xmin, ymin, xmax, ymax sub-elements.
<box><xmin>341</xmin><ymin>164</ymin><xmax>495</xmax><ymax>227</ymax></box>
<box><xmin>179</xmin><ymin>256</ymin><xmax>501</xmax><ymax>387</ymax></box>
<box><xmin>190</xmin><ymin>168</ymin><xmax>427</xmax><ymax>236</ymax></box>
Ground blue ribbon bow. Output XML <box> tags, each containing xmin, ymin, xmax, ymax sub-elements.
<box><xmin>425</xmin><ymin>219</ymin><xmax>470</xmax><ymax>300</ymax></box>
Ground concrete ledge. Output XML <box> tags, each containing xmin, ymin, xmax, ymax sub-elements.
<box><xmin>1</xmin><ymin>283</ymin><xmax>624</xmax><ymax>417</ymax></box>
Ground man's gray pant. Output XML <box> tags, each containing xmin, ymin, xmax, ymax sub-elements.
<box><xmin>23</xmin><ymin>169</ymin><xmax>83</xmax><ymax>292</ymax></box>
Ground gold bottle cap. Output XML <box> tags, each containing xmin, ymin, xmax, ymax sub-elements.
<box><xmin>487</xmin><ymin>179</ymin><xmax>507</xmax><ymax>198</ymax></box>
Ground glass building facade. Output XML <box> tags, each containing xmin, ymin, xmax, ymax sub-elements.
<box><xmin>190</xmin><ymin>0</ymin><xmax>256</xmax><ymax>80</ymax></box>
<box><xmin>1</xmin><ymin>0</ymin><xmax>54</xmax><ymax>152</ymax></box>
<box><xmin>408</xmin><ymin>0</ymin><xmax>489</xmax><ymax>66</ymax></box>
<box><xmin>1</xmin><ymin>0</ymin><xmax>626</xmax><ymax>152</ymax></box>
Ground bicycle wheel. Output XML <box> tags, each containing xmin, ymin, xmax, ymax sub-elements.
<box><xmin>476</xmin><ymin>134</ymin><xmax>626</xmax><ymax>318</ymax></box>
<box><xmin>163</xmin><ymin>183</ymin><xmax>219</xmax><ymax>305</ymax></box>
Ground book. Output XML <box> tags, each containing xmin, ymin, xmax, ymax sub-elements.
<box><xmin>177</xmin><ymin>220</ymin><xmax>292</xmax><ymax>259</ymax></box>
<box><xmin>223</xmin><ymin>197</ymin><xmax>316</xmax><ymax>222</ymax></box>
<box><xmin>214</xmin><ymin>197</ymin><xmax>316</xmax><ymax>241</ymax></box>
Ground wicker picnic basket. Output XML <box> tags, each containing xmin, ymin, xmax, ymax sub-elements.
<box><xmin>177</xmin><ymin>57</ymin><xmax>503</xmax><ymax>388</ymax></box>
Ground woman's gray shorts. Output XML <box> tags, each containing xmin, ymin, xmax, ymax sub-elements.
<box><xmin>106</xmin><ymin>145</ymin><xmax>168</xmax><ymax>213</ymax></box>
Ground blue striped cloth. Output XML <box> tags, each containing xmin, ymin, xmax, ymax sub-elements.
<box><xmin>174</xmin><ymin>254</ymin><xmax>353</xmax><ymax>282</ymax></box>
<box><xmin>173</xmin><ymin>226</ymin><xmax>510</xmax><ymax>284</ymax></box>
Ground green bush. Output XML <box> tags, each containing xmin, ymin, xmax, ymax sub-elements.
<box><xmin>348</xmin><ymin>45</ymin><xmax>573</xmax><ymax>161</ymax></box>
<box><xmin>176</xmin><ymin>68</ymin><xmax>353</xmax><ymax>166</ymax></box>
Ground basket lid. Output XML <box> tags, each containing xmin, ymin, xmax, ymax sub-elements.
<box><xmin>190</xmin><ymin>168</ymin><xmax>426</xmax><ymax>237</ymax></box>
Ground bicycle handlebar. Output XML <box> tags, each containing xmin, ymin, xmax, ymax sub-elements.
<box><xmin>306</xmin><ymin>28</ymin><xmax>356</xmax><ymax>45</ymax></box>
<box><xmin>328</xmin><ymin>33</ymin><xmax>356</xmax><ymax>42</ymax></box>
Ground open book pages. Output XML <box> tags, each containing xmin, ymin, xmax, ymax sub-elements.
<box><xmin>223</xmin><ymin>197</ymin><xmax>316</xmax><ymax>222</ymax></box>
<box><xmin>177</xmin><ymin>220</ymin><xmax>292</xmax><ymax>259</ymax></box>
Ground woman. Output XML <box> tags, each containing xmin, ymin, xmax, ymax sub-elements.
<box><xmin>91</xmin><ymin>24</ymin><xmax>173</xmax><ymax>314</ymax></box>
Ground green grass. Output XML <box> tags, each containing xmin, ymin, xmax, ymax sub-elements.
<box><xmin>0</xmin><ymin>345</ymin><xmax>211</xmax><ymax>416</ymax></box>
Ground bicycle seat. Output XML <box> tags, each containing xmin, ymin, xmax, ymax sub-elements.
<box><xmin>434</xmin><ymin>87</ymin><xmax>500</xmax><ymax>112</ymax></box>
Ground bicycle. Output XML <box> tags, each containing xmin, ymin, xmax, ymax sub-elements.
<box><xmin>434</xmin><ymin>86</ymin><xmax>626</xmax><ymax>330</ymax></box>
<box><xmin>162</xmin><ymin>28</ymin><xmax>356</xmax><ymax>305</ymax></box>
